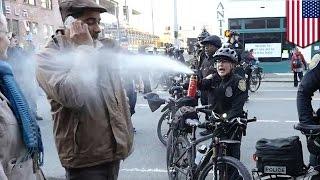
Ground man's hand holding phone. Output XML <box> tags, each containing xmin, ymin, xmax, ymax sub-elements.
<box><xmin>65</xmin><ymin>16</ymin><xmax>94</xmax><ymax>47</ymax></box>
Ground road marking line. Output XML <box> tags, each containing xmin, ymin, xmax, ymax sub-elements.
<box><xmin>285</xmin><ymin>120</ymin><xmax>299</xmax><ymax>123</ymax></box>
<box><xmin>257</xmin><ymin>120</ymin><xmax>279</xmax><ymax>123</ymax></box>
<box><xmin>251</xmin><ymin>98</ymin><xmax>320</xmax><ymax>101</ymax></box>
<box><xmin>256</xmin><ymin>90</ymin><xmax>297</xmax><ymax>92</ymax></box>
<box><xmin>136</xmin><ymin>104</ymin><xmax>149</xmax><ymax>107</ymax></box>
<box><xmin>120</xmin><ymin>168</ymin><xmax>167</xmax><ymax>173</ymax></box>
<box><xmin>273</xmin><ymin>73</ymin><xmax>292</xmax><ymax>76</ymax></box>
<box><xmin>256</xmin><ymin>120</ymin><xmax>299</xmax><ymax>123</ymax></box>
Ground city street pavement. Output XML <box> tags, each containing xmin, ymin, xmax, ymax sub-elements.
<box><xmin>37</xmin><ymin>81</ymin><xmax>319</xmax><ymax>180</ymax></box>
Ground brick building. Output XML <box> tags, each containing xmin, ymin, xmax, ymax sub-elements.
<box><xmin>4</xmin><ymin>0</ymin><xmax>62</xmax><ymax>50</ymax></box>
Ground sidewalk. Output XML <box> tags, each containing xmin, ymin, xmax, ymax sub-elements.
<box><xmin>262</xmin><ymin>73</ymin><xmax>293</xmax><ymax>82</ymax></box>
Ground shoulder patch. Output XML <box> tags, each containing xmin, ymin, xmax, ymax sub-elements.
<box><xmin>238</xmin><ymin>79</ymin><xmax>246</xmax><ymax>92</ymax></box>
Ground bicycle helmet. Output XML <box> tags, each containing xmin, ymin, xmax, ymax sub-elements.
<box><xmin>230</xmin><ymin>30</ymin><xmax>240</xmax><ymax>36</ymax></box>
<box><xmin>212</xmin><ymin>47</ymin><xmax>238</xmax><ymax>63</ymax></box>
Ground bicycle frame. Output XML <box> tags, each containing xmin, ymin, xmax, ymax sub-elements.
<box><xmin>169</xmin><ymin>123</ymin><xmax>241</xmax><ymax>180</ymax></box>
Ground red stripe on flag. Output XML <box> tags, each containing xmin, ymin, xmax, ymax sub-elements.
<box><xmin>291</xmin><ymin>0</ymin><xmax>295</xmax><ymax>44</ymax></box>
<box><xmin>286</xmin><ymin>0</ymin><xmax>289</xmax><ymax>41</ymax></box>
<box><xmin>318</xmin><ymin>18</ymin><xmax>320</xmax><ymax>42</ymax></box>
<box><xmin>296</xmin><ymin>0</ymin><xmax>301</xmax><ymax>44</ymax></box>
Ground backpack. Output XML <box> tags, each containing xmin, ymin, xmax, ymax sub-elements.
<box><xmin>292</xmin><ymin>55</ymin><xmax>302</xmax><ymax>69</ymax></box>
<box><xmin>255</xmin><ymin>136</ymin><xmax>306</xmax><ymax>176</ymax></box>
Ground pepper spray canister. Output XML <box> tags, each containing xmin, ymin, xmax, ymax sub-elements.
<box><xmin>187</xmin><ymin>74</ymin><xmax>198</xmax><ymax>98</ymax></box>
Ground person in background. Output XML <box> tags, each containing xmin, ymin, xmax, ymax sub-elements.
<box><xmin>0</xmin><ymin>13</ymin><xmax>44</xmax><ymax>180</ymax></box>
<box><xmin>7</xmin><ymin>33</ymin><xmax>43</xmax><ymax>121</ymax></box>
<box><xmin>291</xmin><ymin>47</ymin><xmax>307</xmax><ymax>87</ymax></box>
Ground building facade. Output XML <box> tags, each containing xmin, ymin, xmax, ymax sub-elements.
<box><xmin>225</xmin><ymin>0</ymin><xmax>317</xmax><ymax>63</ymax></box>
<box><xmin>4</xmin><ymin>0</ymin><xmax>62</xmax><ymax>49</ymax></box>
<box><xmin>99</xmin><ymin>0</ymin><xmax>159</xmax><ymax>49</ymax></box>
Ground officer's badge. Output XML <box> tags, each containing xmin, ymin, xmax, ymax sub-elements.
<box><xmin>238</xmin><ymin>79</ymin><xmax>246</xmax><ymax>92</ymax></box>
<box><xmin>225</xmin><ymin>86</ymin><xmax>233</xmax><ymax>97</ymax></box>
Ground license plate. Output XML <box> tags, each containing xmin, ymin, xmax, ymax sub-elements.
<box><xmin>264</xmin><ymin>166</ymin><xmax>286</xmax><ymax>174</ymax></box>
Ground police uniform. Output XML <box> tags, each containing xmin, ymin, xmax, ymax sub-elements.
<box><xmin>199</xmin><ymin>72</ymin><xmax>248</xmax><ymax>159</ymax></box>
<box><xmin>199</xmin><ymin>73</ymin><xmax>247</xmax><ymax>120</ymax></box>
<box><xmin>297</xmin><ymin>58</ymin><xmax>320</xmax><ymax>167</ymax></box>
<box><xmin>199</xmin><ymin>35</ymin><xmax>222</xmax><ymax>107</ymax></box>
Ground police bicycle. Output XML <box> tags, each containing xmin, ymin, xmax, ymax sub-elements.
<box><xmin>166</xmin><ymin>106</ymin><xmax>256</xmax><ymax>180</ymax></box>
<box><xmin>252</xmin><ymin>123</ymin><xmax>320</xmax><ymax>179</ymax></box>
<box><xmin>144</xmin><ymin>92</ymin><xmax>196</xmax><ymax>146</ymax></box>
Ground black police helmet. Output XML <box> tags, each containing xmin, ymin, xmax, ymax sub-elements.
<box><xmin>201</xmin><ymin>35</ymin><xmax>222</xmax><ymax>48</ymax></box>
<box><xmin>212</xmin><ymin>47</ymin><xmax>238</xmax><ymax>63</ymax></box>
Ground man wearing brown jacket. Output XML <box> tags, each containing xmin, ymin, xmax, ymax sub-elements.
<box><xmin>35</xmin><ymin>0</ymin><xmax>134</xmax><ymax>179</ymax></box>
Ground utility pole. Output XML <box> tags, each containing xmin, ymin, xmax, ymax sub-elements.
<box><xmin>111</xmin><ymin>0</ymin><xmax>121</xmax><ymax>43</ymax></box>
<box><xmin>173</xmin><ymin>0</ymin><xmax>179</xmax><ymax>48</ymax></box>
<box><xmin>151</xmin><ymin>0</ymin><xmax>155</xmax><ymax>35</ymax></box>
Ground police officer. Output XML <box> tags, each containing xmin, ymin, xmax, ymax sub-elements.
<box><xmin>297</xmin><ymin>53</ymin><xmax>320</xmax><ymax>173</ymax></box>
<box><xmin>195</xmin><ymin>29</ymin><xmax>210</xmax><ymax>69</ymax></box>
<box><xmin>227</xmin><ymin>31</ymin><xmax>244</xmax><ymax>63</ymax></box>
<box><xmin>197</xmin><ymin>47</ymin><xmax>248</xmax><ymax>160</ymax></box>
<box><xmin>197</xmin><ymin>35</ymin><xmax>222</xmax><ymax>136</ymax></box>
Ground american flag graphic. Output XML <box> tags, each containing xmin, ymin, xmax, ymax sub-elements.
<box><xmin>286</xmin><ymin>0</ymin><xmax>320</xmax><ymax>48</ymax></box>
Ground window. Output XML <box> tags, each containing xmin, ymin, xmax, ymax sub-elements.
<box><xmin>244</xmin><ymin>32</ymin><xmax>281</xmax><ymax>43</ymax></box>
<box><xmin>27</xmin><ymin>21</ymin><xmax>38</xmax><ymax>34</ymax></box>
<box><xmin>6</xmin><ymin>19</ymin><xmax>11</xmax><ymax>32</ymax></box>
<box><xmin>229</xmin><ymin>19</ymin><xmax>241</xmax><ymax>29</ymax></box>
<box><xmin>267</xmin><ymin>18</ymin><xmax>280</xmax><ymax>28</ymax></box>
<box><xmin>43</xmin><ymin>24</ymin><xmax>54</xmax><ymax>38</ymax></box>
<box><xmin>244</xmin><ymin>19</ymin><xmax>266</xmax><ymax>29</ymax></box>
<box><xmin>41</xmin><ymin>0</ymin><xmax>52</xmax><ymax>9</ymax></box>
<box><xmin>24</xmin><ymin>0</ymin><xmax>36</xmax><ymax>5</ymax></box>
<box><xmin>11</xmin><ymin>19</ymin><xmax>19</xmax><ymax>36</ymax></box>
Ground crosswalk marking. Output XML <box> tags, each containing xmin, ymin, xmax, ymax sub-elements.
<box><xmin>121</xmin><ymin>168</ymin><xmax>167</xmax><ymax>173</ymax></box>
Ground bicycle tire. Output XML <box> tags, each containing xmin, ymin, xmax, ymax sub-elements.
<box><xmin>157</xmin><ymin>110</ymin><xmax>171</xmax><ymax>146</ymax></box>
<box><xmin>167</xmin><ymin>131</ymin><xmax>190</xmax><ymax>180</ymax></box>
<box><xmin>198</xmin><ymin>156</ymin><xmax>252</xmax><ymax>180</ymax></box>
<box><xmin>249</xmin><ymin>74</ymin><xmax>261</xmax><ymax>92</ymax></box>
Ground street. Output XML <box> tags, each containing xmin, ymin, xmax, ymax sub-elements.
<box><xmin>38</xmin><ymin>81</ymin><xmax>319</xmax><ymax>180</ymax></box>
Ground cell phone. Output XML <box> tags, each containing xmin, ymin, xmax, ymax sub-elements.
<box><xmin>64</xmin><ymin>16</ymin><xmax>76</xmax><ymax>29</ymax></box>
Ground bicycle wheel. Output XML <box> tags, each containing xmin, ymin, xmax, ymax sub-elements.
<box><xmin>167</xmin><ymin>131</ymin><xmax>190</xmax><ymax>180</ymax></box>
<box><xmin>157</xmin><ymin>110</ymin><xmax>171</xmax><ymax>146</ymax></box>
<box><xmin>249</xmin><ymin>74</ymin><xmax>261</xmax><ymax>92</ymax></box>
<box><xmin>198</xmin><ymin>156</ymin><xmax>252</xmax><ymax>180</ymax></box>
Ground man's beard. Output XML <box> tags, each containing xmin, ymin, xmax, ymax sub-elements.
<box><xmin>92</xmin><ymin>33</ymin><xmax>99</xmax><ymax>40</ymax></box>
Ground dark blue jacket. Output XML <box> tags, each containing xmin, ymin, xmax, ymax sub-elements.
<box><xmin>297</xmin><ymin>62</ymin><xmax>320</xmax><ymax>124</ymax></box>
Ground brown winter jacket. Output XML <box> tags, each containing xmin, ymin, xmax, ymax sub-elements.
<box><xmin>35</xmin><ymin>34</ymin><xmax>134</xmax><ymax>168</ymax></box>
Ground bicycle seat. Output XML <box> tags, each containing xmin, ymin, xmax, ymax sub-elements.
<box><xmin>185</xmin><ymin>118</ymin><xmax>200</xmax><ymax>127</ymax></box>
<box><xmin>219</xmin><ymin>140</ymin><xmax>241</xmax><ymax>144</ymax></box>
<box><xmin>294</xmin><ymin>123</ymin><xmax>320</xmax><ymax>135</ymax></box>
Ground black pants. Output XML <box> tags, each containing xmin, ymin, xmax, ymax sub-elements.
<box><xmin>293</xmin><ymin>71</ymin><xmax>303</xmax><ymax>87</ymax></box>
<box><xmin>66</xmin><ymin>161</ymin><xmax>120</xmax><ymax>180</ymax></box>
